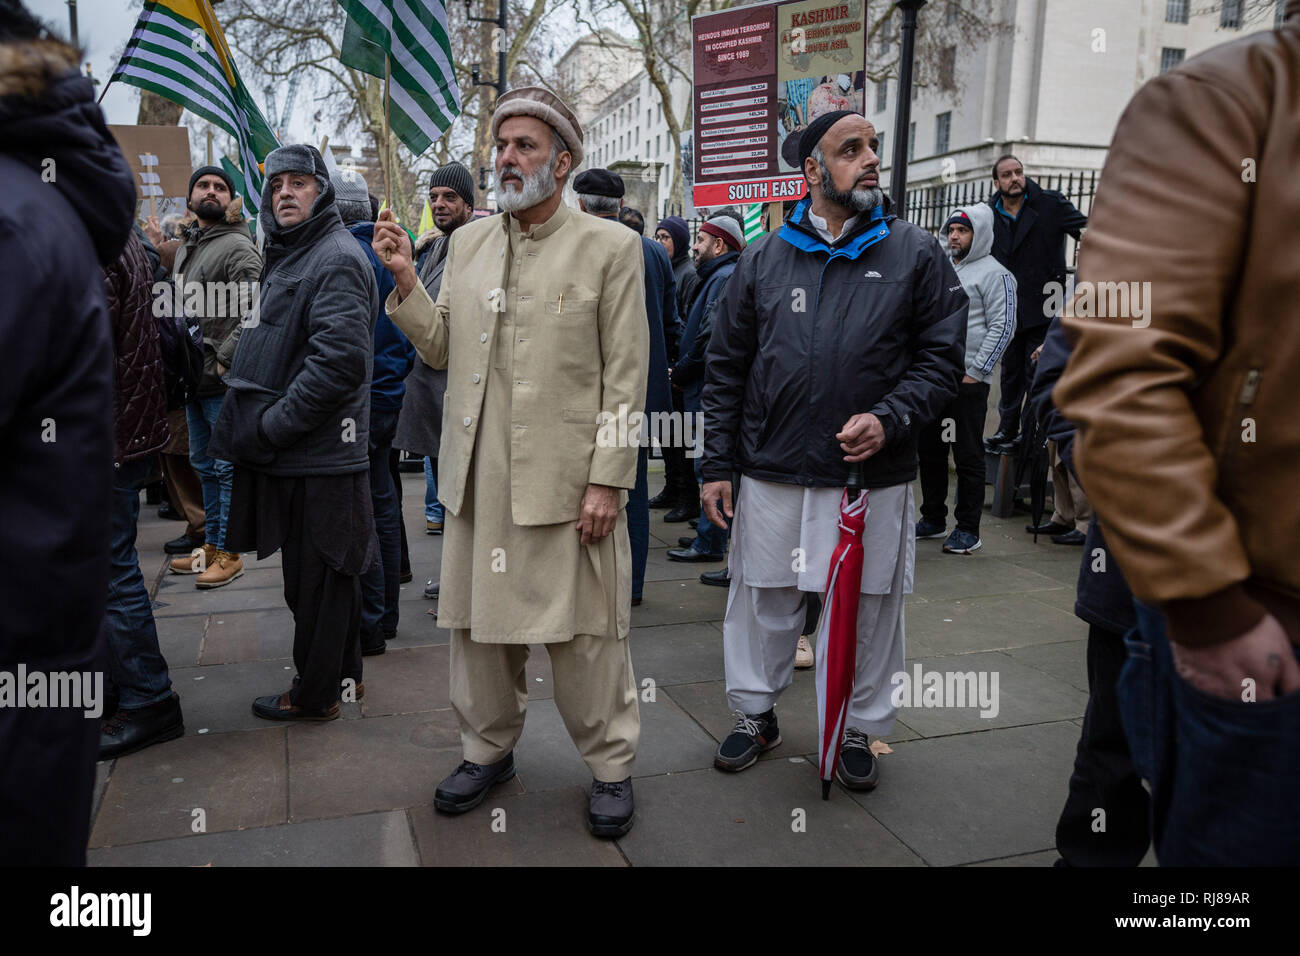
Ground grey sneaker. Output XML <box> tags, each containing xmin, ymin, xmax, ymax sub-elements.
<box><xmin>835</xmin><ymin>728</ymin><xmax>880</xmax><ymax>791</ymax></box>
<box><xmin>433</xmin><ymin>753</ymin><xmax>516</xmax><ymax>814</ymax></box>
<box><xmin>588</xmin><ymin>776</ymin><xmax>634</xmax><ymax>838</ymax></box>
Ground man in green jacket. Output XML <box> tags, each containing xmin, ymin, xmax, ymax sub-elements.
<box><xmin>166</xmin><ymin>166</ymin><xmax>261</xmax><ymax>589</ymax></box>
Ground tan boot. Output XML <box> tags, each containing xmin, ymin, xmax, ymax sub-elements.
<box><xmin>794</xmin><ymin>634</ymin><xmax>815</xmax><ymax>670</ymax></box>
<box><xmin>170</xmin><ymin>542</ymin><xmax>217</xmax><ymax>575</ymax></box>
<box><xmin>195</xmin><ymin>550</ymin><xmax>244</xmax><ymax>589</ymax></box>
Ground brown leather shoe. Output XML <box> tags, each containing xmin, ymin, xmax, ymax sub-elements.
<box><xmin>170</xmin><ymin>543</ymin><xmax>217</xmax><ymax>575</ymax></box>
<box><xmin>251</xmin><ymin>691</ymin><xmax>339</xmax><ymax>721</ymax></box>
<box><xmin>196</xmin><ymin>550</ymin><xmax>244</xmax><ymax>589</ymax></box>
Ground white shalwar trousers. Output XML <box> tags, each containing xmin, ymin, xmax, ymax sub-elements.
<box><xmin>722</xmin><ymin>475</ymin><xmax>914</xmax><ymax>736</ymax></box>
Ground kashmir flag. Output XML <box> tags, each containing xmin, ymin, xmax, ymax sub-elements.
<box><xmin>744</xmin><ymin>204</ymin><xmax>764</xmax><ymax>243</ymax></box>
<box><xmin>108</xmin><ymin>0</ymin><xmax>279</xmax><ymax>215</ymax></box>
<box><xmin>338</xmin><ymin>1</ymin><xmax>462</xmax><ymax>157</ymax></box>
<box><xmin>419</xmin><ymin>198</ymin><xmax>435</xmax><ymax>235</ymax></box>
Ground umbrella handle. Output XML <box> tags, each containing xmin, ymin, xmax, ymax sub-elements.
<box><xmin>846</xmin><ymin>461</ymin><xmax>864</xmax><ymax>496</ymax></box>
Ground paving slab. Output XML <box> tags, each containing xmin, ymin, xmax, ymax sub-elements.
<box><xmin>154</xmin><ymin>575</ymin><xmax>290</xmax><ymax>616</ymax></box>
<box><xmin>169</xmin><ymin>659</ymin><xmax>313</xmax><ymax>735</ymax></box>
<box><xmin>904</xmin><ymin>592</ymin><xmax>1087</xmax><ymax>658</ymax></box>
<box><xmin>1004</xmin><ymin>549</ymin><xmax>1090</xmax><ymax>587</ymax></box>
<box><xmin>911</xmin><ymin>553</ymin><xmax>1068</xmax><ymax>603</ymax></box>
<box><xmin>286</xmin><ymin>710</ymin><xmax>520</xmax><ymax>821</ymax></box>
<box><xmin>617</xmin><ymin>759</ymin><xmax>925</xmax><ymax>866</ymax></box>
<box><xmin>155</xmin><ymin>612</ymin><xmax>208</xmax><ymax>668</ymax></box>
<box><xmin>408</xmin><ymin>790</ymin><xmax>627</xmax><ymax>866</ymax></box>
<box><xmin>964</xmin><ymin>849</ymin><xmax>1060</xmax><ymax>867</ymax></box>
<box><xmin>893</xmin><ymin>650</ymin><xmax>1087</xmax><ymax>737</ymax></box>
<box><xmin>358</xmin><ymin>644</ymin><xmax>452</xmax><ymax>716</ymax></box>
<box><xmin>89</xmin><ymin>810</ymin><xmax>418</xmax><ymax>867</ymax></box>
<box><xmin>851</xmin><ymin>721</ymin><xmax>1079</xmax><ymax>866</ymax></box>
<box><xmin>91</xmin><ymin>727</ymin><xmax>288</xmax><ymax>847</ymax></box>
<box><xmin>1005</xmin><ymin>639</ymin><xmax>1090</xmax><ymax>694</ymax></box>
<box><xmin>198</xmin><ymin>607</ymin><xmax>295</xmax><ymax>665</ymax></box>
<box><xmin>629</xmin><ymin>621</ymin><xmax>725</xmax><ymax>687</ymax></box>
<box><xmin>513</xmin><ymin>693</ymin><xmax>718</xmax><ymax>792</ymax></box>
<box><xmin>663</xmin><ymin>677</ymin><xmax>921</xmax><ymax>755</ymax></box>
<box><xmin>628</xmin><ymin>578</ymin><xmax>728</xmax><ymax>627</ymax></box>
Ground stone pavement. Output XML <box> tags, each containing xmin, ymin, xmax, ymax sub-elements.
<box><xmin>89</xmin><ymin>464</ymin><xmax>1099</xmax><ymax>867</ymax></box>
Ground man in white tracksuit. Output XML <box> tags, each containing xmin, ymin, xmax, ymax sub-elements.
<box><xmin>916</xmin><ymin>204</ymin><xmax>1017</xmax><ymax>555</ymax></box>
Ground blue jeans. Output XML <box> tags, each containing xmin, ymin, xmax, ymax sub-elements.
<box><xmin>1120</xmin><ymin>601</ymin><xmax>1300</xmax><ymax>865</ymax></box>
<box><xmin>629</xmin><ymin>445</ymin><xmax>649</xmax><ymax>600</ymax></box>
<box><xmin>691</xmin><ymin>452</ymin><xmax>730</xmax><ymax>555</ymax></box>
<box><xmin>187</xmin><ymin>395</ymin><xmax>233</xmax><ymax>550</ymax></box>
<box><xmin>104</xmin><ymin>458</ymin><xmax>173</xmax><ymax>710</ymax></box>
<box><xmin>361</xmin><ymin>408</ymin><xmax>402</xmax><ymax>640</ymax></box>
<box><xmin>424</xmin><ymin>455</ymin><xmax>443</xmax><ymax>523</ymax></box>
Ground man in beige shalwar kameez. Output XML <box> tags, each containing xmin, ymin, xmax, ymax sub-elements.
<box><xmin>372</xmin><ymin>88</ymin><xmax>648</xmax><ymax>837</ymax></box>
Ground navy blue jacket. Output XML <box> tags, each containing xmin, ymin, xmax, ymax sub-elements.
<box><xmin>1028</xmin><ymin>316</ymin><xmax>1136</xmax><ymax>634</ymax></box>
<box><xmin>702</xmin><ymin>196</ymin><xmax>968</xmax><ymax>489</ymax></box>
<box><xmin>638</xmin><ymin>235</ymin><xmax>675</xmax><ymax>418</ymax></box>
<box><xmin>349</xmin><ymin>221</ymin><xmax>415</xmax><ymax>412</ymax></box>
<box><xmin>673</xmin><ymin>250</ymin><xmax>740</xmax><ymax>408</ymax></box>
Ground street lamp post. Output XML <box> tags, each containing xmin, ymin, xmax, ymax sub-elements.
<box><xmin>465</xmin><ymin>0</ymin><xmax>508</xmax><ymax>103</ymax></box>
<box><xmin>67</xmin><ymin>0</ymin><xmax>78</xmax><ymax>47</ymax></box>
<box><xmin>889</xmin><ymin>0</ymin><xmax>927</xmax><ymax>217</ymax></box>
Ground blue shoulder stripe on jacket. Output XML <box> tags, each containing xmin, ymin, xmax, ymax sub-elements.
<box><xmin>776</xmin><ymin>196</ymin><xmax>891</xmax><ymax>259</ymax></box>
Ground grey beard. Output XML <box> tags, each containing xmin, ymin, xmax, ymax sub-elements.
<box><xmin>948</xmin><ymin>246</ymin><xmax>968</xmax><ymax>262</ymax></box>
<box><xmin>497</xmin><ymin>153</ymin><xmax>558</xmax><ymax>213</ymax></box>
<box><xmin>818</xmin><ymin>157</ymin><xmax>883</xmax><ymax>214</ymax></box>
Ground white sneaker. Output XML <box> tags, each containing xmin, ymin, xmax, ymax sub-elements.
<box><xmin>795</xmin><ymin>634</ymin><xmax>814</xmax><ymax>669</ymax></box>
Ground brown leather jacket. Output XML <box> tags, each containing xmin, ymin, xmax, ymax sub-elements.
<box><xmin>1055</xmin><ymin>0</ymin><xmax>1300</xmax><ymax>648</ymax></box>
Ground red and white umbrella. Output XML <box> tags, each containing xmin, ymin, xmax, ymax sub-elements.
<box><xmin>814</xmin><ymin>464</ymin><xmax>868</xmax><ymax>800</ymax></box>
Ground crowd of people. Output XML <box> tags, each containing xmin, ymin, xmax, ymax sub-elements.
<box><xmin>2</xmin><ymin>0</ymin><xmax>1297</xmax><ymax>866</ymax></box>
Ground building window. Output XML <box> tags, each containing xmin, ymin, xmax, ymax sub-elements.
<box><xmin>1160</xmin><ymin>47</ymin><xmax>1185</xmax><ymax>73</ymax></box>
<box><xmin>946</xmin><ymin>2</ymin><xmax>959</xmax><ymax>26</ymax></box>
<box><xmin>939</xmin><ymin>46</ymin><xmax>956</xmax><ymax>90</ymax></box>
<box><xmin>876</xmin><ymin>14</ymin><xmax>891</xmax><ymax>53</ymax></box>
<box><xmin>875</xmin><ymin>80</ymin><xmax>888</xmax><ymax>113</ymax></box>
<box><xmin>907</xmin><ymin>121</ymin><xmax>916</xmax><ymax>162</ymax></box>
<box><xmin>1278</xmin><ymin>0</ymin><xmax>1288</xmax><ymax>27</ymax></box>
<box><xmin>1221</xmin><ymin>0</ymin><xmax>1242</xmax><ymax>28</ymax></box>
<box><xmin>935</xmin><ymin>111</ymin><xmax>951</xmax><ymax>154</ymax></box>
<box><xmin>1165</xmin><ymin>0</ymin><xmax>1188</xmax><ymax>24</ymax></box>
<box><xmin>647</xmin><ymin>108</ymin><xmax>651</xmax><ymax>128</ymax></box>
<box><xmin>876</xmin><ymin>131</ymin><xmax>886</xmax><ymax>165</ymax></box>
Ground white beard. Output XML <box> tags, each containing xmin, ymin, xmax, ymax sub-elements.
<box><xmin>497</xmin><ymin>153</ymin><xmax>558</xmax><ymax>213</ymax></box>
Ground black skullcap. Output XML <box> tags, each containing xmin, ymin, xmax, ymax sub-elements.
<box><xmin>572</xmin><ymin>167</ymin><xmax>625</xmax><ymax>198</ymax></box>
<box><xmin>795</xmin><ymin>110</ymin><xmax>858</xmax><ymax>171</ymax></box>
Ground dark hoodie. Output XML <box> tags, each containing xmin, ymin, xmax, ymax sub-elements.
<box><xmin>0</xmin><ymin>31</ymin><xmax>137</xmax><ymax>865</ymax></box>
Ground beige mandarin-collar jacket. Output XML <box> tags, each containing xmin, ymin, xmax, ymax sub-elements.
<box><xmin>386</xmin><ymin>201</ymin><xmax>649</xmax><ymax>526</ymax></box>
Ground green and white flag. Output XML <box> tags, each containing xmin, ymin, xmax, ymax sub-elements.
<box><xmin>744</xmin><ymin>203</ymin><xmax>764</xmax><ymax>243</ymax></box>
<box><xmin>338</xmin><ymin>0</ymin><xmax>462</xmax><ymax>156</ymax></box>
<box><xmin>107</xmin><ymin>0</ymin><xmax>280</xmax><ymax>215</ymax></box>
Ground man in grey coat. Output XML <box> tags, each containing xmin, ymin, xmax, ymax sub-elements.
<box><xmin>209</xmin><ymin>144</ymin><xmax>378</xmax><ymax>721</ymax></box>
<box><xmin>916</xmin><ymin>204</ymin><xmax>1016</xmax><ymax>554</ymax></box>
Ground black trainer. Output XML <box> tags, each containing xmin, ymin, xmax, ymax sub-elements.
<box><xmin>714</xmin><ymin>710</ymin><xmax>781</xmax><ymax>772</ymax></box>
<box><xmin>434</xmin><ymin>753</ymin><xmax>517</xmax><ymax>813</ymax></box>
<box><xmin>835</xmin><ymin>727</ymin><xmax>879</xmax><ymax>791</ymax></box>
<box><xmin>588</xmin><ymin>777</ymin><xmax>635</xmax><ymax>838</ymax></box>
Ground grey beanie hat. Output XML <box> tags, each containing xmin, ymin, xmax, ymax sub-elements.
<box><xmin>331</xmin><ymin>162</ymin><xmax>372</xmax><ymax>224</ymax></box>
<box><xmin>261</xmin><ymin>144</ymin><xmax>333</xmax><ymax>223</ymax></box>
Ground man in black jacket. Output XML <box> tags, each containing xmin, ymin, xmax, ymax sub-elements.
<box><xmin>209</xmin><ymin>144</ymin><xmax>378</xmax><ymax>721</ymax></box>
<box><xmin>0</xmin><ymin>0</ymin><xmax>137</xmax><ymax>864</ymax></box>
<box><xmin>701</xmin><ymin>111</ymin><xmax>968</xmax><ymax>786</ymax></box>
<box><xmin>985</xmin><ymin>155</ymin><xmax>1086</xmax><ymax>451</ymax></box>
<box><xmin>650</xmin><ymin>216</ymin><xmax>700</xmax><ymax>514</ymax></box>
<box><xmin>1027</xmin><ymin>318</ymin><xmax>1149</xmax><ymax>867</ymax></box>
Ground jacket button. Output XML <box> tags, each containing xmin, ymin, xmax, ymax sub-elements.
<box><xmin>472</xmin><ymin>373</ymin><xmax>480</xmax><ymax>384</ymax></box>
<box><xmin>463</xmin><ymin>417</ymin><xmax>471</xmax><ymax>427</ymax></box>
<box><xmin>480</xmin><ymin>332</ymin><xmax>488</xmax><ymax>343</ymax></box>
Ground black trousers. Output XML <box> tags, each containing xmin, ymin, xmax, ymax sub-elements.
<box><xmin>1054</xmin><ymin>623</ymin><xmax>1151</xmax><ymax>866</ymax></box>
<box><xmin>662</xmin><ymin>388</ymin><xmax>693</xmax><ymax>501</ymax></box>
<box><xmin>996</xmin><ymin>322</ymin><xmax>1049</xmax><ymax>437</ymax></box>
<box><xmin>918</xmin><ymin>381</ymin><xmax>990</xmax><ymax>534</ymax></box>
<box><xmin>282</xmin><ymin>486</ymin><xmax>363</xmax><ymax>710</ymax></box>
<box><xmin>389</xmin><ymin>448</ymin><xmax>410</xmax><ymax>577</ymax></box>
